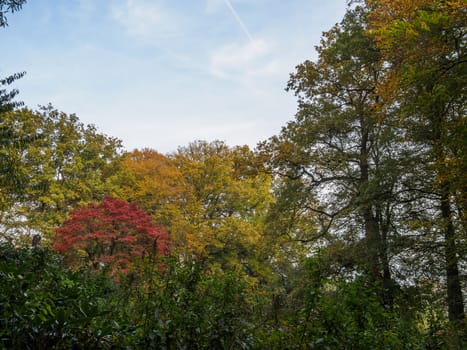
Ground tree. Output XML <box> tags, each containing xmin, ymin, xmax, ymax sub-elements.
<box><xmin>0</xmin><ymin>106</ymin><xmax>123</xmax><ymax>241</ymax></box>
<box><xmin>1</xmin><ymin>0</ymin><xmax>27</xmax><ymax>119</ymax></box>
<box><xmin>115</xmin><ymin>149</ymin><xmax>187</xmax><ymax>248</ymax></box>
<box><xmin>171</xmin><ymin>141</ymin><xmax>273</xmax><ymax>275</ymax></box>
<box><xmin>364</xmin><ymin>0</ymin><xmax>466</xmax><ymax>321</ymax></box>
<box><xmin>116</xmin><ymin>142</ymin><xmax>275</xmax><ymax>284</ymax></box>
<box><xmin>53</xmin><ymin>196</ymin><xmax>169</xmax><ymax>275</ymax></box>
<box><xmin>0</xmin><ymin>93</ymin><xmax>28</xmax><ymax>213</ymax></box>
<box><xmin>260</xmin><ymin>6</ymin><xmax>402</xmax><ymax>305</ymax></box>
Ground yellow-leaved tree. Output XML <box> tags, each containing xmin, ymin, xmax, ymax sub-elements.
<box><xmin>116</xmin><ymin>141</ymin><xmax>274</xmax><ymax>283</ymax></box>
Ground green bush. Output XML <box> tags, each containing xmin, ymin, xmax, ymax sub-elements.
<box><xmin>0</xmin><ymin>243</ymin><xmax>123</xmax><ymax>349</ymax></box>
<box><xmin>121</xmin><ymin>258</ymin><xmax>257</xmax><ymax>349</ymax></box>
<box><xmin>256</xmin><ymin>256</ymin><xmax>427</xmax><ymax>350</ymax></box>
<box><xmin>2</xmin><ymin>243</ymin><xmax>462</xmax><ymax>349</ymax></box>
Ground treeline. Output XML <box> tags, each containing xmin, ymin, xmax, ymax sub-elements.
<box><xmin>0</xmin><ymin>0</ymin><xmax>465</xmax><ymax>349</ymax></box>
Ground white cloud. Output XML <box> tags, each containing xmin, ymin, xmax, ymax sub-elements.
<box><xmin>111</xmin><ymin>0</ymin><xmax>180</xmax><ymax>42</ymax></box>
<box><xmin>209</xmin><ymin>39</ymin><xmax>279</xmax><ymax>81</ymax></box>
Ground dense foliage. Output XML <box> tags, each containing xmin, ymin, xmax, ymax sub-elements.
<box><xmin>0</xmin><ymin>107</ymin><xmax>123</xmax><ymax>240</ymax></box>
<box><xmin>2</xmin><ymin>243</ymin><xmax>465</xmax><ymax>349</ymax></box>
<box><xmin>53</xmin><ymin>196</ymin><xmax>170</xmax><ymax>276</ymax></box>
<box><xmin>0</xmin><ymin>243</ymin><xmax>255</xmax><ymax>349</ymax></box>
<box><xmin>0</xmin><ymin>0</ymin><xmax>465</xmax><ymax>348</ymax></box>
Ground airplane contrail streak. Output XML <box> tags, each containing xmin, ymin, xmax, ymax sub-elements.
<box><xmin>223</xmin><ymin>0</ymin><xmax>254</xmax><ymax>43</ymax></box>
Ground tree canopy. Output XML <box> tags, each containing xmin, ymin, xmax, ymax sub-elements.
<box><xmin>53</xmin><ymin>196</ymin><xmax>169</xmax><ymax>276</ymax></box>
<box><xmin>1</xmin><ymin>1</ymin><xmax>465</xmax><ymax>348</ymax></box>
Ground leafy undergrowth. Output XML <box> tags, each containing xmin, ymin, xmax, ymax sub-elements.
<box><xmin>1</xmin><ymin>243</ymin><xmax>465</xmax><ymax>349</ymax></box>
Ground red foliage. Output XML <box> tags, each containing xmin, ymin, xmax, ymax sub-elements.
<box><xmin>53</xmin><ymin>196</ymin><xmax>170</xmax><ymax>274</ymax></box>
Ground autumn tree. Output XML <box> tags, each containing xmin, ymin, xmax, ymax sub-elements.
<box><xmin>363</xmin><ymin>0</ymin><xmax>466</xmax><ymax>321</ymax></box>
<box><xmin>170</xmin><ymin>141</ymin><xmax>273</xmax><ymax>275</ymax></box>
<box><xmin>53</xmin><ymin>196</ymin><xmax>169</xmax><ymax>275</ymax></box>
<box><xmin>116</xmin><ymin>141</ymin><xmax>274</xmax><ymax>282</ymax></box>
<box><xmin>115</xmin><ymin>149</ymin><xmax>187</xmax><ymax>246</ymax></box>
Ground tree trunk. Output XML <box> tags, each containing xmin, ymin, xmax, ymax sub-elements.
<box><xmin>359</xmin><ymin>123</ymin><xmax>395</xmax><ymax>307</ymax></box>
<box><xmin>380</xmin><ymin>212</ymin><xmax>394</xmax><ymax>308</ymax></box>
<box><xmin>360</xmin><ymin>125</ymin><xmax>384</xmax><ymax>284</ymax></box>
<box><xmin>440</xmin><ymin>186</ymin><xmax>465</xmax><ymax>321</ymax></box>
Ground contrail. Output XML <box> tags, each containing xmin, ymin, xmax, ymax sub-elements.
<box><xmin>223</xmin><ymin>0</ymin><xmax>254</xmax><ymax>43</ymax></box>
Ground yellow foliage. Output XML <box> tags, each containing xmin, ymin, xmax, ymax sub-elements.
<box><xmin>117</xmin><ymin>142</ymin><xmax>274</xmax><ymax>281</ymax></box>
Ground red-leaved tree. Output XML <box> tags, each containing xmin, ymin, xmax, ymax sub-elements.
<box><xmin>53</xmin><ymin>196</ymin><xmax>170</xmax><ymax>275</ymax></box>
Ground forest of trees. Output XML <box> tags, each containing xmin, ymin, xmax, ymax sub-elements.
<box><xmin>0</xmin><ymin>0</ymin><xmax>465</xmax><ymax>348</ymax></box>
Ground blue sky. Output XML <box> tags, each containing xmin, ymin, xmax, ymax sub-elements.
<box><xmin>1</xmin><ymin>0</ymin><xmax>347</xmax><ymax>153</ymax></box>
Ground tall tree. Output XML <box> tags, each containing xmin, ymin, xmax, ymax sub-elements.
<box><xmin>364</xmin><ymin>0</ymin><xmax>466</xmax><ymax>321</ymax></box>
<box><xmin>260</xmin><ymin>7</ymin><xmax>400</xmax><ymax>304</ymax></box>
<box><xmin>114</xmin><ymin>149</ymin><xmax>188</xmax><ymax>255</ymax></box>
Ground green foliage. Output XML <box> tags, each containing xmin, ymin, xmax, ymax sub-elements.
<box><xmin>364</xmin><ymin>0</ymin><xmax>466</xmax><ymax>322</ymax></box>
<box><xmin>0</xmin><ymin>244</ymin><xmax>264</xmax><ymax>349</ymax></box>
<box><xmin>257</xmin><ymin>255</ymin><xmax>431</xmax><ymax>350</ymax></box>
<box><xmin>0</xmin><ymin>0</ymin><xmax>464</xmax><ymax>347</ymax></box>
<box><xmin>296</xmin><ymin>266</ymin><xmax>422</xmax><ymax>349</ymax></box>
<box><xmin>2</xmin><ymin>243</ymin><xmax>463</xmax><ymax>349</ymax></box>
<box><xmin>1</xmin><ymin>1</ymin><xmax>28</xmax><ymax>212</ymax></box>
<box><xmin>0</xmin><ymin>71</ymin><xmax>25</xmax><ymax>114</ymax></box>
<box><xmin>260</xmin><ymin>6</ymin><xmax>402</xmax><ymax>310</ymax></box>
<box><xmin>0</xmin><ymin>243</ymin><xmax>123</xmax><ymax>349</ymax></box>
<box><xmin>0</xmin><ymin>106</ymin><xmax>123</xmax><ymax>240</ymax></box>
<box><xmin>120</xmin><ymin>257</ymin><xmax>259</xmax><ymax>349</ymax></box>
